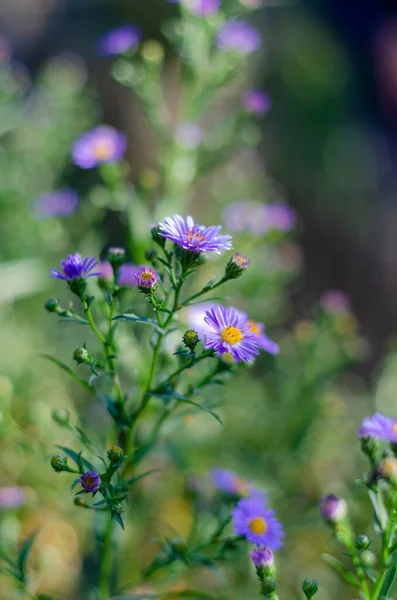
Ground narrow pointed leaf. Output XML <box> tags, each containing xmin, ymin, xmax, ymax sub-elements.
<box><xmin>41</xmin><ymin>354</ymin><xmax>94</xmax><ymax>393</ymax></box>
<box><xmin>18</xmin><ymin>530</ymin><xmax>39</xmax><ymax>583</ymax></box>
<box><xmin>113</xmin><ymin>313</ymin><xmax>164</xmax><ymax>333</ymax></box>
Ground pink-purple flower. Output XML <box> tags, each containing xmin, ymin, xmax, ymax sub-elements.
<box><xmin>216</xmin><ymin>20</ymin><xmax>261</xmax><ymax>54</ymax></box>
<box><xmin>242</xmin><ymin>90</ymin><xmax>271</xmax><ymax>114</ymax></box>
<box><xmin>250</xmin><ymin>546</ymin><xmax>274</xmax><ymax>568</ymax></box>
<box><xmin>50</xmin><ymin>254</ymin><xmax>100</xmax><ymax>281</ymax></box>
<box><xmin>79</xmin><ymin>471</ymin><xmax>101</xmax><ymax>493</ymax></box>
<box><xmin>0</xmin><ymin>486</ymin><xmax>25</xmax><ymax>508</ymax></box>
<box><xmin>204</xmin><ymin>304</ymin><xmax>260</xmax><ymax>362</ymax></box>
<box><xmin>167</xmin><ymin>0</ymin><xmax>221</xmax><ymax>15</ymax></box>
<box><xmin>97</xmin><ymin>25</ymin><xmax>142</xmax><ymax>56</ymax></box>
<box><xmin>158</xmin><ymin>215</ymin><xmax>232</xmax><ymax>254</ymax></box>
<box><xmin>321</xmin><ymin>290</ymin><xmax>351</xmax><ymax>316</ymax></box>
<box><xmin>135</xmin><ymin>265</ymin><xmax>159</xmax><ymax>289</ymax></box>
<box><xmin>71</xmin><ymin>126</ymin><xmax>127</xmax><ymax>169</ymax></box>
<box><xmin>319</xmin><ymin>494</ymin><xmax>347</xmax><ymax>523</ymax></box>
<box><xmin>118</xmin><ymin>264</ymin><xmax>139</xmax><ymax>287</ymax></box>
<box><xmin>359</xmin><ymin>413</ymin><xmax>397</xmax><ymax>443</ymax></box>
<box><xmin>223</xmin><ymin>201</ymin><xmax>295</xmax><ymax>236</ymax></box>
<box><xmin>212</xmin><ymin>468</ymin><xmax>261</xmax><ymax>497</ymax></box>
<box><xmin>34</xmin><ymin>189</ymin><xmax>78</xmax><ymax>218</ymax></box>
<box><xmin>232</xmin><ymin>495</ymin><xmax>284</xmax><ymax>548</ymax></box>
<box><xmin>98</xmin><ymin>261</ymin><xmax>114</xmax><ymax>282</ymax></box>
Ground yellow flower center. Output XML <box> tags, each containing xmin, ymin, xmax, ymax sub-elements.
<box><xmin>249</xmin><ymin>517</ymin><xmax>267</xmax><ymax>535</ymax></box>
<box><xmin>187</xmin><ymin>230</ymin><xmax>206</xmax><ymax>243</ymax></box>
<box><xmin>140</xmin><ymin>271</ymin><xmax>152</xmax><ymax>281</ymax></box>
<box><xmin>393</xmin><ymin>423</ymin><xmax>397</xmax><ymax>434</ymax></box>
<box><xmin>221</xmin><ymin>326</ymin><xmax>243</xmax><ymax>345</ymax></box>
<box><xmin>94</xmin><ymin>141</ymin><xmax>112</xmax><ymax>160</ymax></box>
<box><xmin>248</xmin><ymin>320</ymin><xmax>260</xmax><ymax>336</ymax></box>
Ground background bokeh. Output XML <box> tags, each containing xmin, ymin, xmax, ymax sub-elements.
<box><xmin>1</xmin><ymin>1</ymin><xmax>397</xmax><ymax>599</ymax></box>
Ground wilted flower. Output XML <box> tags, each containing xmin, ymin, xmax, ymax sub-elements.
<box><xmin>0</xmin><ymin>487</ymin><xmax>25</xmax><ymax>508</ymax></box>
<box><xmin>204</xmin><ymin>304</ymin><xmax>260</xmax><ymax>362</ymax></box>
<box><xmin>135</xmin><ymin>265</ymin><xmax>159</xmax><ymax>289</ymax></box>
<box><xmin>97</xmin><ymin>25</ymin><xmax>142</xmax><ymax>56</ymax></box>
<box><xmin>359</xmin><ymin>413</ymin><xmax>397</xmax><ymax>443</ymax></box>
<box><xmin>175</xmin><ymin>123</ymin><xmax>203</xmax><ymax>149</ymax></box>
<box><xmin>50</xmin><ymin>253</ymin><xmax>100</xmax><ymax>281</ymax></box>
<box><xmin>71</xmin><ymin>126</ymin><xmax>127</xmax><ymax>169</ymax></box>
<box><xmin>321</xmin><ymin>290</ymin><xmax>351</xmax><ymax>315</ymax></box>
<box><xmin>232</xmin><ymin>495</ymin><xmax>284</xmax><ymax>548</ymax></box>
<box><xmin>79</xmin><ymin>471</ymin><xmax>101</xmax><ymax>493</ymax></box>
<box><xmin>216</xmin><ymin>20</ymin><xmax>261</xmax><ymax>54</ymax></box>
<box><xmin>212</xmin><ymin>467</ymin><xmax>257</xmax><ymax>496</ymax></box>
<box><xmin>34</xmin><ymin>189</ymin><xmax>78</xmax><ymax>218</ymax></box>
<box><xmin>242</xmin><ymin>90</ymin><xmax>271</xmax><ymax>114</ymax></box>
<box><xmin>118</xmin><ymin>264</ymin><xmax>139</xmax><ymax>287</ymax></box>
<box><xmin>158</xmin><ymin>215</ymin><xmax>232</xmax><ymax>254</ymax></box>
<box><xmin>250</xmin><ymin>546</ymin><xmax>274</xmax><ymax>569</ymax></box>
<box><xmin>319</xmin><ymin>494</ymin><xmax>347</xmax><ymax>523</ymax></box>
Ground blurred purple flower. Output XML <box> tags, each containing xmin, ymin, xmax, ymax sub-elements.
<box><xmin>319</xmin><ymin>494</ymin><xmax>347</xmax><ymax>523</ymax></box>
<box><xmin>246</xmin><ymin>318</ymin><xmax>279</xmax><ymax>355</ymax></box>
<box><xmin>35</xmin><ymin>189</ymin><xmax>78</xmax><ymax>218</ymax></box>
<box><xmin>98</xmin><ymin>261</ymin><xmax>114</xmax><ymax>282</ymax></box>
<box><xmin>135</xmin><ymin>265</ymin><xmax>159</xmax><ymax>289</ymax></box>
<box><xmin>50</xmin><ymin>254</ymin><xmax>100</xmax><ymax>281</ymax></box>
<box><xmin>204</xmin><ymin>304</ymin><xmax>259</xmax><ymax>363</ymax></box>
<box><xmin>212</xmin><ymin>468</ymin><xmax>259</xmax><ymax>497</ymax></box>
<box><xmin>242</xmin><ymin>90</ymin><xmax>271</xmax><ymax>114</ymax></box>
<box><xmin>187</xmin><ymin>302</ymin><xmax>217</xmax><ymax>340</ymax></box>
<box><xmin>158</xmin><ymin>215</ymin><xmax>232</xmax><ymax>254</ymax></box>
<box><xmin>71</xmin><ymin>126</ymin><xmax>127</xmax><ymax>169</ymax></box>
<box><xmin>321</xmin><ymin>290</ymin><xmax>351</xmax><ymax>316</ymax></box>
<box><xmin>250</xmin><ymin>546</ymin><xmax>274</xmax><ymax>568</ymax></box>
<box><xmin>97</xmin><ymin>25</ymin><xmax>142</xmax><ymax>56</ymax></box>
<box><xmin>216</xmin><ymin>20</ymin><xmax>261</xmax><ymax>54</ymax></box>
<box><xmin>0</xmin><ymin>487</ymin><xmax>25</xmax><ymax>508</ymax></box>
<box><xmin>118</xmin><ymin>263</ymin><xmax>139</xmax><ymax>287</ymax></box>
<box><xmin>359</xmin><ymin>412</ymin><xmax>397</xmax><ymax>443</ymax></box>
<box><xmin>175</xmin><ymin>123</ymin><xmax>203</xmax><ymax>149</ymax></box>
<box><xmin>0</xmin><ymin>35</ymin><xmax>12</xmax><ymax>62</ymax></box>
<box><xmin>230</xmin><ymin>252</ymin><xmax>250</xmax><ymax>270</ymax></box>
<box><xmin>185</xmin><ymin>0</ymin><xmax>221</xmax><ymax>16</ymax></box>
<box><xmin>223</xmin><ymin>201</ymin><xmax>295</xmax><ymax>236</ymax></box>
<box><xmin>79</xmin><ymin>471</ymin><xmax>101</xmax><ymax>493</ymax></box>
<box><xmin>233</xmin><ymin>495</ymin><xmax>284</xmax><ymax>548</ymax></box>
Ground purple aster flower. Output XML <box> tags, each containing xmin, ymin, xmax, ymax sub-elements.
<box><xmin>98</xmin><ymin>261</ymin><xmax>114</xmax><ymax>282</ymax></box>
<box><xmin>216</xmin><ymin>20</ymin><xmax>261</xmax><ymax>54</ymax></box>
<box><xmin>135</xmin><ymin>265</ymin><xmax>159</xmax><ymax>289</ymax></box>
<box><xmin>321</xmin><ymin>290</ymin><xmax>351</xmax><ymax>316</ymax></box>
<box><xmin>203</xmin><ymin>304</ymin><xmax>260</xmax><ymax>362</ymax></box>
<box><xmin>79</xmin><ymin>471</ymin><xmax>101</xmax><ymax>493</ymax></box>
<box><xmin>264</xmin><ymin>204</ymin><xmax>296</xmax><ymax>232</ymax></box>
<box><xmin>184</xmin><ymin>0</ymin><xmax>221</xmax><ymax>16</ymax></box>
<box><xmin>250</xmin><ymin>546</ymin><xmax>274</xmax><ymax>569</ymax></box>
<box><xmin>319</xmin><ymin>494</ymin><xmax>347</xmax><ymax>523</ymax></box>
<box><xmin>359</xmin><ymin>412</ymin><xmax>397</xmax><ymax>443</ymax></box>
<box><xmin>118</xmin><ymin>263</ymin><xmax>139</xmax><ymax>287</ymax></box>
<box><xmin>97</xmin><ymin>25</ymin><xmax>142</xmax><ymax>57</ymax></box>
<box><xmin>71</xmin><ymin>126</ymin><xmax>127</xmax><ymax>169</ymax></box>
<box><xmin>50</xmin><ymin>253</ymin><xmax>100</xmax><ymax>281</ymax></box>
<box><xmin>212</xmin><ymin>468</ymin><xmax>259</xmax><ymax>497</ymax></box>
<box><xmin>232</xmin><ymin>495</ymin><xmax>284</xmax><ymax>549</ymax></box>
<box><xmin>246</xmin><ymin>318</ymin><xmax>279</xmax><ymax>355</ymax></box>
<box><xmin>231</xmin><ymin>252</ymin><xmax>250</xmax><ymax>270</ymax></box>
<box><xmin>175</xmin><ymin>123</ymin><xmax>203</xmax><ymax>149</ymax></box>
<box><xmin>223</xmin><ymin>201</ymin><xmax>295</xmax><ymax>236</ymax></box>
<box><xmin>158</xmin><ymin>215</ymin><xmax>232</xmax><ymax>254</ymax></box>
<box><xmin>35</xmin><ymin>189</ymin><xmax>78</xmax><ymax>218</ymax></box>
<box><xmin>242</xmin><ymin>90</ymin><xmax>271</xmax><ymax>114</ymax></box>
<box><xmin>0</xmin><ymin>487</ymin><xmax>25</xmax><ymax>508</ymax></box>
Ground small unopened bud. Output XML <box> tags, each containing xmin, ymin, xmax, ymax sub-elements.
<box><xmin>356</xmin><ymin>535</ymin><xmax>371</xmax><ymax>551</ymax></box>
<box><xmin>51</xmin><ymin>454</ymin><xmax>68</xmax><ymax>472</ymax></box>
<box><xmin>224</xmin><ymin>253</ymin><xmax>250</xmax><ymax>280</ymax></box>
<box><xmin>107</xmin><ymin>446</ymin><xmax>125</xmax><ymax>464</ymax></box>
<box><xmin>107</xmin><ymin>247</ymin><xmax>126</xmax><ymax>269</ymax></box>
<box><xmin>45</xmin><ymin>298</ymin><xmax>61</xmax><ymax>313</ymax></box>
<box><xmin>144</xmin><ymin>248</ymin><xmax>158</xmax><ymax>263</ymax></box>
<box><xmin>183</xmin><ymin>329</ymin><xmax>200</xmax><ymax>352</ymax></box>
<box><xmin>52</xmin><ymin>408</ymin><xmax>70</xmax><ymax>426</ymax></box>
<box><xmin>319</xmin><ymin>495</ymin><xmax>347</xmax><ymax>524</ymax></box>
<box><xmin>302</xmin><ymin>578</ymin><xmax>319</xmax><ymax>599</ymax></box>
<box><xmin>261</xmin><ymin>577</ymin><xmax>277</xmax><ymax>595</ymax></box>
<box><xmin>136</xmin><ymin>265</ymin><xmax>159</xmax><ymax>292</ymax></box>
<box><xmin>73</xmin><ymin>346</ymin><xmax>92</xmax><ymax>364</ymax></box>
<box><xmin>378</xmin><ymin>456</ymin><xmax>397</xmax><ymax>482</ymax></box>
<box><xmin>112</xmin><ymin>502</ymin><xmax>124</xmax><ymax>515</ymax></box>
<box><xmin>151</xmin><ymin>225</ymin><xmax>165</xmax><ymax>248</ymax></box>
<box><xmin>361</xmin><ymin>436</ymin><xmax>379</xmax><ymax>462</ymax></box>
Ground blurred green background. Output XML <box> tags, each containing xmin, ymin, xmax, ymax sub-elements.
<box><xmin>1</xmin><ymin>0</ymin><xmax>397</xmax><ymax>599</ymax></box>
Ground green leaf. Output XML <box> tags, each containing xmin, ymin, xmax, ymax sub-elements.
<box><xmin>151</xmin><ymin>393</ymin><xmax>223</xmax><ymax>426</ymax></box>
<box><xmin>321</xmin><ymin>554</ymin><xmax>360</xmax><ymax>587</ymax></box>
<box><xmin>369</xmin><ymin>489</ymin><xmax>388</xmax><ymax>533</ymax></box>
<box><xmin>119</xmin><ymin>469</ymin><xmax>162</xmax><ymax>490</ymax></box>
<box><xmin>113</xmin><ymin>313</ymin><xmax>164</xmax><ymax>333</ymax></box>
<box><xmin>102</xmin><ymin>394</ymin><xmax>130</xmax><ymax>426</ymax></box>
<box><xmin>17</xmin><ymin>530</ymin><xmax>39</xmax><ymax>583</ymax></box>
<box><xmin>41</xmin><ymin>354</ymin><xmax>94</xmax><ymax>393</ymax></box>
<box><xmin>112</xmin><ymin>512</ymin><xmax>125</xmax><ymax>530</ymax></box>
<box><xmin>379</xmin><ymin>565</ymin><xmax>397</xmax><ymax>598</ymax></box>
<box><xmin>56</xmin><ymin>446</ymin><xmax>95</xmax><ymax>472</ymax></box>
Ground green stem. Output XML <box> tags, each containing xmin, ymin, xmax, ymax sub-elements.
<box><xmin>98</xmin><ymin>513</ymin><xmax>114</xmax><ymax>599</ymax></box>
<box><xmin>371</xmin><ymin>508</ymin><xmax>396</xmax><ymax>600</ymax></box>
<box><xmin>180</xmin><ymin>277</ymin><xmax>227</xmax><ymax>307</ymax></box>
<box><xmin>151</xmin><ymin>349</ymin><xmax>215</xmax><ymax>394</ymax></box>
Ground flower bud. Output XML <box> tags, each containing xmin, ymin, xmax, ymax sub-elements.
<box><xmin>73</xmin><ymin>346</ymin><xmax>92</xmax><ymax>364</ymax></box>
<box><xmin>319</xmin><ymin>494</ymin><xmax>347</xmax><ymax>524</ymax></box>
<box><xmin>112</xmin><ymin>502</ymin><xmax>124</xmax><ymax>515</ymax></box>
<box><xmin>107</xmin><ymin>247</ymin><xmax>126</xmax><ymax>269</ymax></box>
<box><xmin>107</xmin><ymin>446</ymin><xmax>125</xmax><ymax>464</ymax></box>
<box><xmin>52</xmin><ymin>408</ymin><xmax>70</xmax><ymax>426</ymax></box>
<box><xmin>51</xmin><ymin>454</ymin><xmax>68</xmax><ymax>472</ymax></box>
<box><xmin>250</xmin><ymin>546</ymin><xmax>274</xmax><ymax>569</ymax></box>
<box><xmin>68</xmin><ymin>277</ymin><xmax>87</xmax><ymax>299</ymax></box>
<box><xmin>378</xmin><ymin>456</ymin><xmax>397</xmax><ymax>482</ymax></box>
<box><xmin>356</xmin><ymin>534</ymin><xmax>371</xmax><ymax>551</ymax></box>
<box><xmin>144</xmin><ymin>248</ymin><xmax>158</xmax><ymax>263</ymax></box>
<box><xmin>79</xmin><ymin>471</ymin><xmax>101</xmax><ymax>493</ymax></box>
<box><xmin>45</xmin><ymin>298</ymin><xmax>61</xmax><ymax>313</ymax></box>
<box><xmin>224</xmin><ymin>253</ymin><xmax>250</xmax><ymax>280</ymax></box>
<box><xmin>183</xmin><ymin>329</ymin><xmax>200</xmax><ymax>352</ymax></box>
<box><xmin>302</xmin><ymin>578</ymin><xmax>319</xmax><ymax>599</ymax></box>
<box><xmin>361</xmin><ymin>436</ymin><xmax>379</xmax><ymax>462</ymax></box>
<box><xmin>261</xmin><ymin>577</ymin><xmax>277</xmax><ymax>595</ymax></box>
<box><xmin>135</xmin><ymin>265</ymin><xmax>159</xmax><ymax>292</ymax></box>
<box><xmin>151</xmin><ymin>225</ymin><xmax>165</xmax><ymax>248</ymax></box>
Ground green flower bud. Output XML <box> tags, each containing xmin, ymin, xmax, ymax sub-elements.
<box><xmin>45</xmin><ymin>298</ymin><xmax>61</xmax><ymax>313</ymax></box>
<box><xmin>52</xmin><ymin>408</ymin><xmax>70</xmax><ymax>426</ymax></box>
<box><xmin>302</xmin><ymin>578</ymin><xmax>319</xmax><ymax>599</ymax></box>
<box><xmin>261</xmin><ymin>577</ymin><xmax>277</xmax><ymax>595</ymax></box>
<box><xmin>51</xmin><ymin>454</ymin><xmax>68</xmax><ymax>472</ymax></box>
<box><xmin>361</xmin><ymin>436</ymin><xmax>379</xmax><ymax>461</ymax></box>
<box><xmin>144</xmin><ymin>248</ymin><xmax>158</xmax><ymax>263</ymax></box>
<box><xmin>183</xmin><ymin>329</ymin><xmax>200</xmax><ymax>352</ymax></box>
<box><xmin>107</xmin><ymin>446</ymin><xmax>125</xmax><ymax>464</ymax></box>
<box><xmin>356</xmin><ymin>534</ymin><xmax>371</xmax><ymax>551</ymax></box>
<box><xmin>224</xmin><ymin>253</ymin><xmax>250</xmax><ymax>280</ymax></box>
<box><xmin>107</xmin><ymin>247</ymin><xmax>125</xmax><ymax>270</ymax></box>
<box><xmin>73</xmin><ymin>346</ymin><xmax>92</xmax><ymax>364</ymax></box>
<box><xmin>112</xmin><ymin>502</ymin><xmax>124</xmax><ymax>515</ymax></box>
<box><xmin>151</xmin><ymin>225</ymin><xmax>165</xmax><ymax>248</ymax></box>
